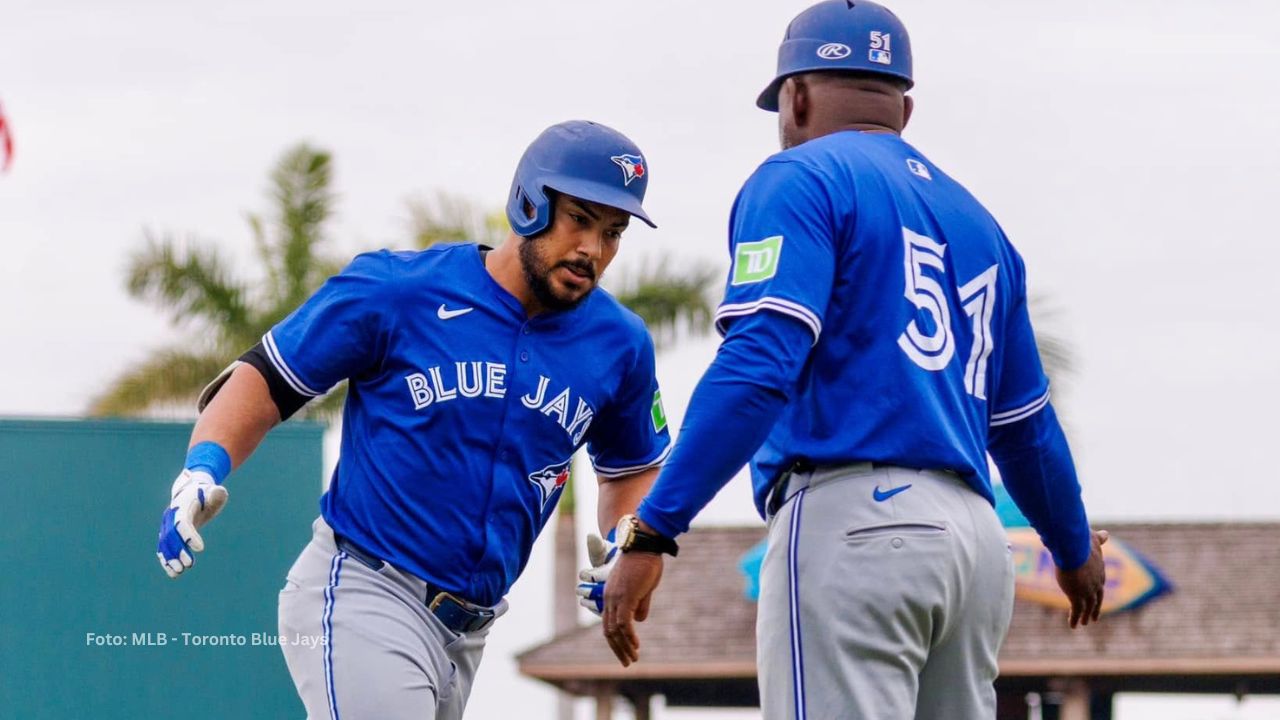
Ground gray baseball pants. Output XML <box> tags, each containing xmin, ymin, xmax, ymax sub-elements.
<box><xmin>278</xmin><ymin>518</ymin><xmax>505</xmax><ymax>720</ymax></box>
<box><xmin>757</xmin><ymin>464</ymin><xmax>1015</xmax><ymax>720</ymax></box>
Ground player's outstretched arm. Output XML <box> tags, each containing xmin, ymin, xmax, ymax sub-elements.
<box><xmin>601</xmin><ymin>515</ymin><xmax>665</xmax><ymax>667</ymax></box>
<box><xmin>577</xmin><ymin>468</ymin><xmax>662</xmax><ymax>619</ymax></box>
<box><xmin>156</xmin><ymin>364</ymin><xmax>281</xmax><ymax>578</ymax></box>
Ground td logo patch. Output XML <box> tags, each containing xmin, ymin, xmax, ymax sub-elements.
<box><xmin>528</xmin><ymin>459</ymin><xmax>572</xmax><ymax>510</ymax></box>
<box><xmin>732</xmin><ymin>236</ymin><xmax>783</xmax><ymax>285</ymax></box>
<box><xmin>651</xmin><ymin>390</ymin><xmax>668</xmax><ymax>433</ymax></box>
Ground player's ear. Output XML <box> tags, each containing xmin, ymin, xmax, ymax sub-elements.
<box><xmin>790</xmin><ymin>77</ymin><xmax>811</xmax><ymax>128</ymax></box>
<box><xmin>902</xmin><ymin>95</ymin><xmax>914</xmax><ymax>131</ymax></box>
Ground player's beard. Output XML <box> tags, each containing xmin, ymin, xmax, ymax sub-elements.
<box><xmin>519</xmin><ymin>236</ymin><xmax>597</xmax><ymax>312</ymax></box>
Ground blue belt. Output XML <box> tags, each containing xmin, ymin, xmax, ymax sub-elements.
<box><xmin>334</xmin><ymin>534</ymin><xmax>497</xmax><ymax>634</ymax></box>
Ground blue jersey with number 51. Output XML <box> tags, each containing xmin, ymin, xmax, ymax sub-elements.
<box><xmin>717</xmin><ymin>131</ymin><xmax>1050</xmax><ymax>511</ymax></box>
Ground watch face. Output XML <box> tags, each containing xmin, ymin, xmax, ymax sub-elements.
<box><xmin>616</xmin><ymin>515</ymin><xmax>638</xmax><ymax>550</ymax></box>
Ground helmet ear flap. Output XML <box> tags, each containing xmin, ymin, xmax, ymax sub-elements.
<box><xmin>506</xmin><ymin>178</ymin><xmax>552</xmax><ymax>237</ymax></box>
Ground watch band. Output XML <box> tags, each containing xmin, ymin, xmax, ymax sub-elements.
<box><xmin>617</xmin><ymin>514</ymin><xmax>680</xmax><ymax>557</ymax></box>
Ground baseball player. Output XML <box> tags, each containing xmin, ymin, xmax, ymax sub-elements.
<box><xmin>154</xmin><ymin>120</ymin><xmax>672</xmax><ymax>720</ymax></box>
<box><xmin>595</xmin><ymin>3</ymin><xmax>1108</xmax><ymax>719</ymax></box>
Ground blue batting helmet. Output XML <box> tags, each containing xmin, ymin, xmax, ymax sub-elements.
<box><xmin>506</xmin><ymin>120</ymin><xmax>656</xmax><ymax>237</ymax></box>
<box><xmin>757</xmin><ymin>0</ymin><xmax>914</xmax><ymax>112</ymax></box>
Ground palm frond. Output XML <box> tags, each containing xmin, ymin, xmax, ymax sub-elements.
<box><xmin>611</xmin><ymin>259</ymin><xmax>719</xmax><ymax>350</ymax></box>
<box><xmin>127</xmin><ymin>232</ymin><xmax>253</xmax><ymax>343</ymax></box>
<box><xmin>250</xmin><ymin>254</ymin><xmax>345</xmax><ymax>340</ymax></box>
<box><xmin>101</xmin><ymin>143</ymin><xmax>347</xmax><ymax>420</ymax></box>
<box><xmin>247</xmin><ymin>211</ymin><xmax>281</xmax><ymax>297</ymax></box>
<box><xmin>406</xmin><ymin>192</ymin><xmax>506</xmax><ymax>249</ymax></box>
<box><xmin>270</xmin><ymin>144</ymin><xmax>335</xmax><ymax>308</ymax></box>
<box><xmin>88</xmin><ymin>348</ymin><xmax>231</xmax><ymax>417</ymax></box>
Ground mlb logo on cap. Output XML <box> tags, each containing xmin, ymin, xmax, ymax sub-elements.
<box><xmin>869</xmin><ymin>48</ymin><xmax>891</xmax><ymax>65</ymax></box>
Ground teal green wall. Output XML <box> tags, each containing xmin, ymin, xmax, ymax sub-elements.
<box><xmin>0</xmin><ymin>418</ymin><xmax>325</xmax><ymax>718</ymax></box>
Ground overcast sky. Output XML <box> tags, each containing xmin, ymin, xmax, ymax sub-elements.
<box><xmin>4</xmin><ymin>1</ymin><xmax>1279</xmax><ymax>718</ymax></box>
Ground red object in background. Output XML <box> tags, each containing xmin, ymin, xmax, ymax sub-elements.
<box><xmin>0</xmin><ymin>101</ymin><xmax>13</xmax><ymax>172</ymax></box>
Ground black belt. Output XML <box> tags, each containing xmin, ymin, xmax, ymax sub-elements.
<box><xmin>765</xmin><ymin>460</ymin><xmax>814</xmax><ymax>517</ymax></box>
<box><xmin>766</xmin><ymin>461</ymin><xmax>904</xmax><ymax>516</ymax></box>
<box><xmin>334</xmin><ymin>534</ymin><xmax>497</xmax><ymax>634</ymax></box>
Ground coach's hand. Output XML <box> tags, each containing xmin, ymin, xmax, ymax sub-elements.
<box><xmin>602</xmin><ymin>549</ymin><xmax>663</xmax><ymax>667</ymax></box>
<box><xmin>1055</xmin><ymin>528</ymin><xmax>1108</xmax><ymax>628</ymax></box>
<box><xmin>576</xmin><ymin>529</ymin><xmax>619</xmax><ymax>616</ymax></box>
<box><xmin>156</xmin><ymin>469</ymin><xmax>229</xmax><ymax>578</ymax></box>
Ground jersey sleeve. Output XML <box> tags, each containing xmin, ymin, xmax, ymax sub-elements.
<box><xmin>586</xmin><ymin>331</ymin><xmax>672</xmax><ymax>479</ymax></box>
<box><xmin>261</xmin><ymin>251</ymin><xmax>397</xmax><ymax>399</ymax></box>
<box><xmin>989</xmin><ymin>247</ymin><xmax>1051</xmax><ymax>426</ymax></box>
<box><xmin>714</xmin><ymin>159</ymin><xmax>838</xmax><ymax>346</ymax></box>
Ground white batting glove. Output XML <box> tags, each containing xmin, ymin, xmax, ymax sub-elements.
<box><xmin>156</xmin><ymin>469</ymin><xmax>229</xmax><ymax>578</ymax></box>
<box><xmin>575</xmin><ymin>528</ymin><xmax>619</xmax><ymax>616</ymax></box>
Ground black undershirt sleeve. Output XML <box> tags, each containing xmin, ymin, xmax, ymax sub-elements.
<box><xmin>240</xmin><ymin>342</ymin><xmax>312</xmax><ymax>420</ymax></box>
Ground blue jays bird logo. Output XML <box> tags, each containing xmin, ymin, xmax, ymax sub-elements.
<box><xmin>527</xmin><ymin>459</ymin><xmax>572</xmax><ymax>510</ymax></box>
<box><xmin>610</xmin><ymin>154</ymin><xmax>645</xmax><ymax>186</ymax></box>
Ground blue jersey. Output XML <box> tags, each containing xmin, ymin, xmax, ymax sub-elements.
<box><xmin>718</xmin><ymin>131</ymin><xmax>1050</xmax><ymax>512</ymax></box>
<box><xmin>263</xmin><ymin>243</ymin><xmax>671</xmax><ymax>606</ymax></box>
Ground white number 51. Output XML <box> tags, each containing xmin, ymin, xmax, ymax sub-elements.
<box><xmin>897</xmin><ymin>228</ymin><xmax>998</xmax><ymax>400</ymax></box>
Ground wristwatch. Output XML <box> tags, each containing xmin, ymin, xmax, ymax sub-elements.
<box><xmin>616</xmin><ymin>514</ymin><xmax>679</xmax><ymax>557</ymax></box>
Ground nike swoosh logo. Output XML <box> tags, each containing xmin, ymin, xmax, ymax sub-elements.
<box><xmin>872</xmin><ymin>484</ymin><xmax>912</xmax><ymax>502</ymax></box>
<box><xmin>437</xmin><ymin>304</ymin><xmax>474</xmax><ymax>320</ymax></box>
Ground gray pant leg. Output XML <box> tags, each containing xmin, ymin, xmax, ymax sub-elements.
<box><xmin>757</xmin><ymin>466</ymin><xmax>1013</xmax><ymax>720</ymax></box>
<box><xmin>915</xmin><ymin>484</ymin><xmax>1015</xmax><ymax>720</ymax></box>
<box><xmin>278</xmin><ymin>519</ymin><xmax>497</xmax><ymax>720</ymax></box>
<box><xmin>757</xmin><ymin>498</ymin><xmax>802</xmax><ymax>720</ymax></box>
<box><xmin>435</xmin><ymin>602</ymin><xmax>503</xmax><ymax>720</ymax></box>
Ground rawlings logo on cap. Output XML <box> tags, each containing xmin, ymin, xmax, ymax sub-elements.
<box><xmin>816</xmin><ymin>42</ymin><xmax>852</xmax><ymax>59</ymax></box>
<box><xmin>610</xmin><ymin>154</ymin><xmax>645</xmax><ymax>186</ymax></box>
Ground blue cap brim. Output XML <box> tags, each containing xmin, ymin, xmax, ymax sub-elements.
<box><xmin>757</xmin><ymin>76</ymin><xmax>787</xmax><ymax>112</ymax></box>
<box><xmin>542</xmin><ymin>176</ymin><xmax>656</xmax><ymax>229</ymax></box>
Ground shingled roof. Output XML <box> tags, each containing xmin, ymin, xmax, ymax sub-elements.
<box><xmin>518</xmin><ymin>522</ymin><xmax>1280</xmax><ymax>696</ymax></box>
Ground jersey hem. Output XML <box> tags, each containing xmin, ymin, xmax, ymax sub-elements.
<box><xmin>593</xmin><ymin>443</ymin><xmax>673</xmax><ymax>479</ymax></box>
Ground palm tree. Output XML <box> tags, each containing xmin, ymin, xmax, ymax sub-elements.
<box><xmin>610</xmin><ymin>259</ymin><xmax>719</xmax><ymax>351</ymax></box>
<box><xmin>406</xmin><ymin>192</ymin><xmax>508</xmax><ymax>250</ymax></box>
<box><xmin>90</xmin><ymin>144</ymin><xmax>348</xmax><ymax>418</ymax></box>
